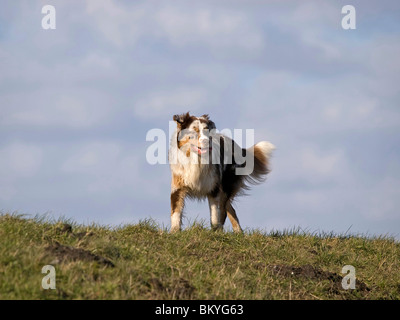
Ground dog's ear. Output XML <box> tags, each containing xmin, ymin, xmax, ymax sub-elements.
<box><xmin>173</xmin><ymin>114</ymin><xmax>183</xmax><ymax>124</ymax></box>
<box><xmin>200</xmin><ymin>114</ymin><xmax>216</xmax><ymax>129</ymax></box>
<box><xmin>173</xmin><ymin>112</ymin><xmax>191</xmax><ymax>128</ymax></box>
<box><xmin>208</xmin><ymin>120</ymin><xmax>216</xmax><ymax>129</ymax></box>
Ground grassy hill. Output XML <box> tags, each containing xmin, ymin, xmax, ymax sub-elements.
<box><xmin>0</xmin><ymin>213</ymin><xmax>399</xmax><ymax>300</ymax></box>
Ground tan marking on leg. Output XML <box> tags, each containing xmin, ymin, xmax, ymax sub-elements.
<box><xmin>226</xmin><ymin>201</ymin><xmax>243</xmax><ymax>233</ymax></box>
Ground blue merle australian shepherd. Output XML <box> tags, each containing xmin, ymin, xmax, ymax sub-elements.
<box><xmin>169</xmin><ymin>112</ymin><xmax>274</xmax><ymax>233</ymax></box>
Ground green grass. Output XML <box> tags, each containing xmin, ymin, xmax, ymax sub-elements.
<box><xmin>0</xmin><ymin>213</ymin><xmax>399</xmax><ymax>300</ymax></box>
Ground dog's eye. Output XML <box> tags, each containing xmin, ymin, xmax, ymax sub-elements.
<box><xmin>189</xmin><ymin>132</ymin><xmax>197</xmax><ymax>139</ymax></box>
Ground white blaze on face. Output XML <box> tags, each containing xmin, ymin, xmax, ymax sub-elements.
<box><xmin>187</xmin><ymin>119</ymin><xmax>210</xmax><ymax>154</ymax></box>
<box><xmin>198</xmin><ymin>121</ymin><xmax>209</xmax><ymax>147</ymax></box>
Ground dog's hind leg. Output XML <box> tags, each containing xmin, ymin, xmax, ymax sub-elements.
<box><xmin>219</xmin><ymin>197</ymin><xmax>228</xmax><ymax>228</ymax></box>
<box><xmin>220</xmin><ymin>206</ymin><xmax>227</xmax><ymax>227</ymax></box>
<box><xmin>226</xmin><ymin>201</ymin><xmax>243</xmax><ymax>233</ymax></box>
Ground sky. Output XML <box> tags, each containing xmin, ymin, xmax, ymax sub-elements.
<box><xmin>1</xmin><ymin>0</ymin><xmax>400</xmax><ymax>238</ymax></box>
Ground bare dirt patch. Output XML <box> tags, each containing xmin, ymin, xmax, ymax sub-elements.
<box><xmin>269</xmin><ymin>264</ymin><xmax>370</xmax><ymax>293</ymax></box>
<box><xmin>46</xmin><ymin>241</ymin><xmax>114</xmax><ymax>267</ymax></box>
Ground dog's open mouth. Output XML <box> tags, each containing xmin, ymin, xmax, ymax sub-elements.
<box><xmin>191</xmin><ymin>144</ymin><xmax>212</xmax><ymax>155</ymax></box>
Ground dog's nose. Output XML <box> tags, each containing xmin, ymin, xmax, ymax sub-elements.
<box><xmin>199</xmin><ymin>136</ymin><xmax>209</xmax><ymax>147</ymax></box>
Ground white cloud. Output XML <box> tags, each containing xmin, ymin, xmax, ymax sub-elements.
<box><xmin>365</xmin><ymin>177</ymin><xmax>400</xmax><ymax>221</ymax></box>
<box><xmin>155</xmin><ymin>6</ymin><xmax>264</xmax><ymax>51</ymax></box>
<box><xmin>322</xmin><ymin>99</ymin><xmax>378</xmax><ymax>122</ymax></box>
<box><xmin>1</xmin><ymin>92</ymin><xmax>112</xmax><ymax>128</ymax></box>
<box><xmin>0</xmin><ymin>142</ymin><xmax>42</xmax><ymax>177</ymax></box>
<box><xmin>241</xmin><ymin>68</ymin><xmax>399</xmax><ymax>137</ymax></box>
<box><xmin>300</xmin><ymin>147</ymin><xmax>346</xmax><ymax>177</ymax></box>
<box><xmin>85</xmin><ymin>0</ymin><xmax>145</xmax><ymax>47</ymax></box>
<box><xmin>134</xmin><ymin>86</ymin><xmax>207</xmax><ymax>119</ymax></box>
<box><xmin>0</xmin><ymin>185</ymin><xmax>17</xmax><ymax>202</ymax></box>
<box><xmin>85</xmin><ymin>0</ymin><xmax>264</xmax><ymax>53</ymax></box>
<box><xmin>0</xmin><ymin>142</ymin><xmax>43</xmax><ymax>202</ymax></box>
<box><xmin>79</xmin><ymin>53</ymin><xmax>115</xmax><ymax>70</ymax></box>
<box><xmin>62</xmin><ymin>141</ymin><xmax>139</xmax><ymax>195</ymax></box>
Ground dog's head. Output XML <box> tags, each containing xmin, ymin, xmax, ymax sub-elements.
<box><xmin>173</xmin><ymin>112</ymin><xmax>216</xmax><ymax>156</ymax></box>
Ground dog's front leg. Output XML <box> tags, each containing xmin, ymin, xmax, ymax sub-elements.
<box><xmin>170</xmin><ymin>188</ymin><xmax>186</xmax><ymax>232</ymax></box>
<box><xmin>208</xmin><ymin>194</ymin><xmax>223</xmax><ymax>231</ymax></box>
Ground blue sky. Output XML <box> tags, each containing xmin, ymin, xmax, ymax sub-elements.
<box><xmin>1</xmin><ymin>0</ymin><xmax>399</xmax><ymax>238</ymax></box>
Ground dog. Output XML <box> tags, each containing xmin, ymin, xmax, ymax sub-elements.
<box><xmin>168</xmin><ymin>112</ymin><xmax>274</xmax><ymax>232</ymax></box>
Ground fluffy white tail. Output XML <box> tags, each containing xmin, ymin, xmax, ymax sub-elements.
<box><xmin>246</xmin><ymin>141</ymin><xmax>275</xmax><ymax>184</ymax></box>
